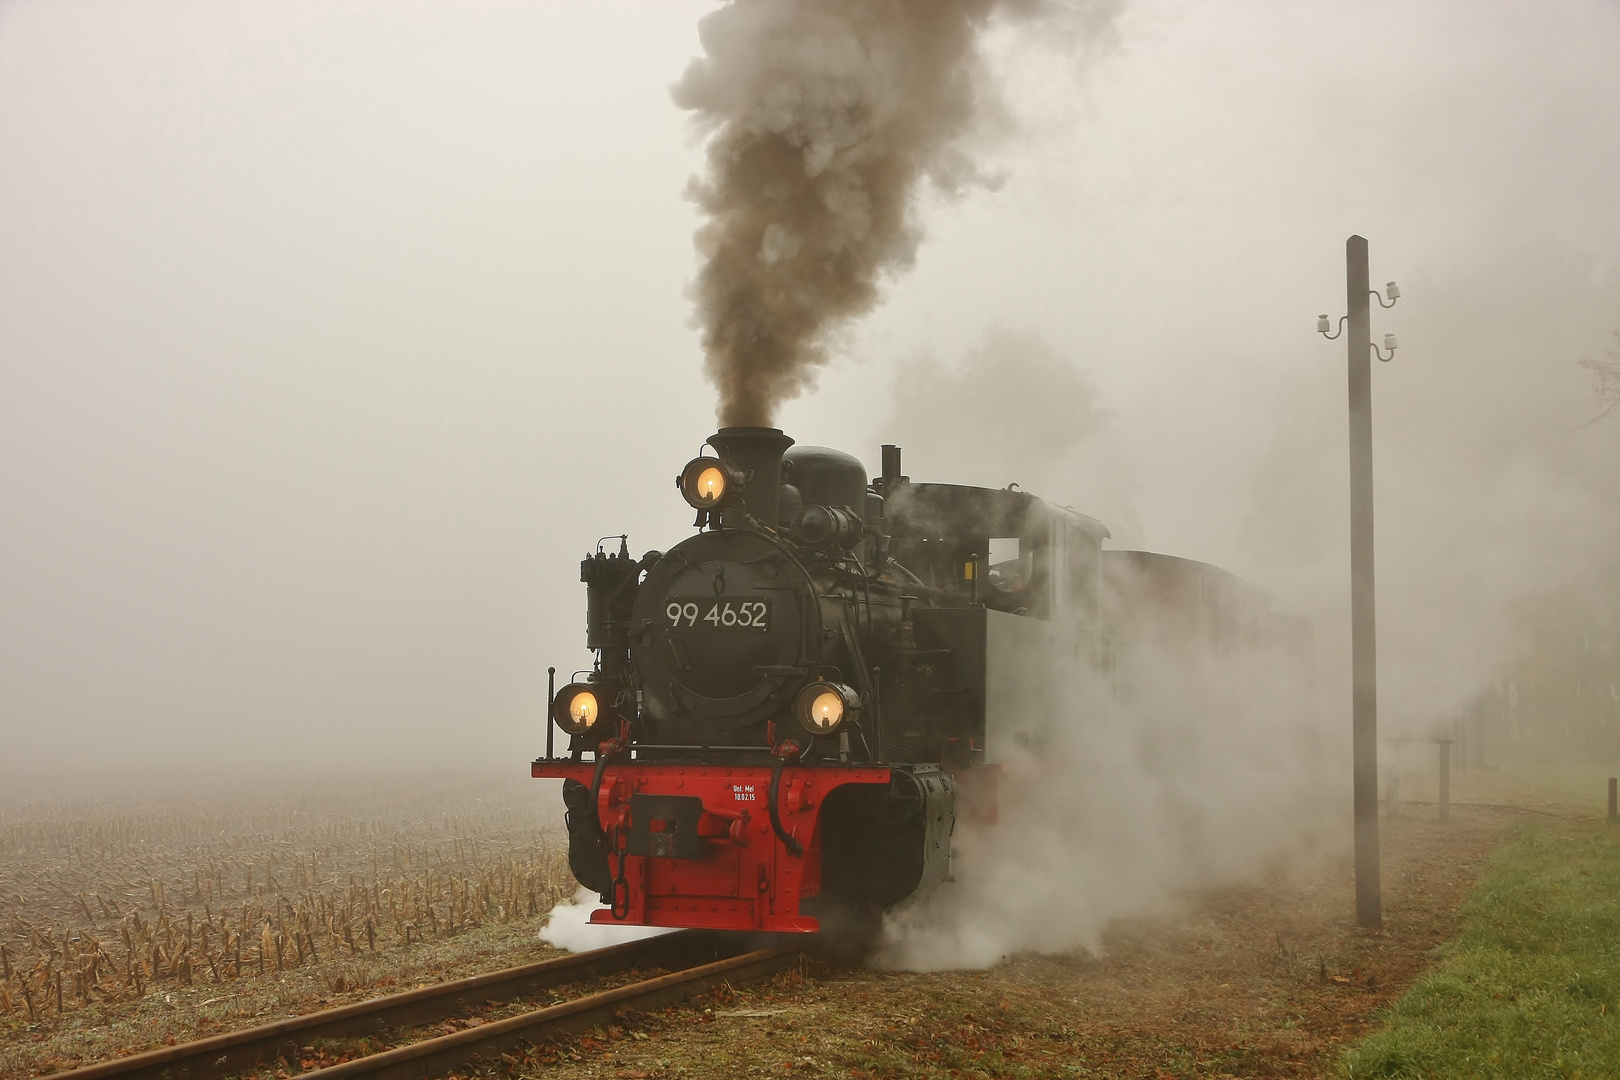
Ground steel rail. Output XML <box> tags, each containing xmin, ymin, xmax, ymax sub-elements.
<box><xmin>301</xmin><ymin>942</ymin><xmax>808</xmax><ymax>1080</ymax></box>
<box><xmin>37</xmin><ymin>931</ymin><xmax>717</xmax><ymax>1080</ymax></box>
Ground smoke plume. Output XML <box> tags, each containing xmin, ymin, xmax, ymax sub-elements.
<box><xmin>675</xmin><ymin>0</ymin><xmax>1091</xmax><ymax>427</ymax></box>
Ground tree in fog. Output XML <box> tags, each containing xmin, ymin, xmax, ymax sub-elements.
<box><xmin>1578</xmin><ymin>330</ymin><xmax>1620</xmax><ymax>426</ymax></box>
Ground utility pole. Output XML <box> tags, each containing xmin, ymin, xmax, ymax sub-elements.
<box><xmin>1320</xmin><ymin>236</ymin><xmax>1400</xmax><ymax>930</ymax></box>
<box><xmin>1346</xmin><ymin>234</ymin><xmax>1380</xmax><ymax>929</ymax></box>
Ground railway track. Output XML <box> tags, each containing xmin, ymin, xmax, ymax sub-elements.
<box><xmin>39</xmin><ymin>931</ymin><xmax>811</xmax><ymax>1080</ymax></box>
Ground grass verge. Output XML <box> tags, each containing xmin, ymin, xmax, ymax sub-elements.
<box><xmin>1343</xmin><ymin>815</ymin><xmax>1620</xmax><ymax>1079</ymax></box>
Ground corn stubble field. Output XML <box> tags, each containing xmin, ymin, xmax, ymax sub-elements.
<box><xmin>0</xmin><ymin>774</ymin><xmax>574</xmax><ymax>1077</ymax></box>
<box><xmin>3</xmin><ymin>766</ymin><xmax>1588</xmax><ymax>1079</ymax></box>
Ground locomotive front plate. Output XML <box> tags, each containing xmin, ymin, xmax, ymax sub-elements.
<box><xmin>629</xmin><ymin>527</ymin><xmax>822</xmax><ymax>731</ymax></box>
<box><xmin>664</xmin><ymin>597</ymin><xmax>771</xmax><ymax>631</ymax></box>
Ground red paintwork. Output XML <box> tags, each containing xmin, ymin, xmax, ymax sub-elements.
<box><xmin>531</xmin><ymin>760</ymin><xmax>890</xmax><ymax>932</ymax></box>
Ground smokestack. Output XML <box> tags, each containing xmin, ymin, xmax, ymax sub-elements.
<box><xmin>881</xmin><ymin>444</ymin><xmax>904</xmax><ymax>496</ymax></box>
<box><xmin>707</xmin><ymin>426</ymin><xmax>795</xmax><ymax>526</ymax></box>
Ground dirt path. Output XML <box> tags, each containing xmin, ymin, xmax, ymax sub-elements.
<box><xmin>499</xmin><ymin>801</ymin><xmax>1520</xmax><ymax>1079</ymax></box>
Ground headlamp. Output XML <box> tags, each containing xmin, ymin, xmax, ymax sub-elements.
<box><xmin>794</xmin><ymin>681</ymin><xmax>860</xmax><ymax>736</ymax></box>
<box><xmin>678</xmin><ymin>457</ymin><xmax>738</xmax><ymax>511</ymax></box>
<box><xmin>552</xmin><ymin>682</ymin><xmax>603</xmax><ymax>736</ymax></box>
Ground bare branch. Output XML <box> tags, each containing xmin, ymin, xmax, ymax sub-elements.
<box><xmin>1575</xmin><ymin>329</ymin><xmax>1620</xmax><ymax>428</ymax></box>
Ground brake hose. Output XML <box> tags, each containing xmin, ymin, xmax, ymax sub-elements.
<box><xmin>768</xmin><ymin>754</ymin><xmax>805</xmax><ymax>858</ymax></box>
<box><xmin>588</xmin><ymin>751</ymin><xmax>611</xmax><ymax>847</ymax></box>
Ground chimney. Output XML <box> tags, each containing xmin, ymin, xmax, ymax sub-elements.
<box><xmin>707</xmin><ymin>426</ymin><xmax>795</xmax><ymax>526</ymax></box>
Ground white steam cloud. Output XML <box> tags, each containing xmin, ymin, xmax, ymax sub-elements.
<box><xmin>539</xmin><ymin>887</ymin><xmax>675</xmax><ymax>953</ymax></box>
<box><xmin>869</xmin><ymin>250</ymin><xmax>1619</xmax><ymax>967</ymax></box>
<box><xmin>878</xmin><ymin>608</ymin><xmax>1329</xmax><ymax>969</ymax></box>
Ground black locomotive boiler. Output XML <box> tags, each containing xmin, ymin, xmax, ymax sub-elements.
<box><xmin>531</xmin><ymin>427</ymin><xmax>1298</xmax><ymax>932</ymax></box>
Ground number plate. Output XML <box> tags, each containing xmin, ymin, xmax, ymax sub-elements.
<box><xmin>664</xmin><ymin>597</ymin><xmax>771</xmax><ymax>632</ymax></box>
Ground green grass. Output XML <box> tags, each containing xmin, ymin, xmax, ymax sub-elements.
<box><xmin>1343</xmin><ymin>816</ymin><xmax>1620</xmax><ymax>1079</ymax></box>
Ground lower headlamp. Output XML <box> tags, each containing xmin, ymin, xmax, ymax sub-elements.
<box><xmin>794</xmin><ymin>680</ymin><xmax>861</xmax><ymax>736</ymax></box>
<box><xmin>552</xmin><ymin>682</ymin><xmax>603</xmax><ymax>736</ymax></box>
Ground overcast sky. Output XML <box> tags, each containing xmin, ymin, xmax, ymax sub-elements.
<box><xmin>2</xmin><ymin>0</ymin><xmax>1616</xmax><ymax>779</ymax></box>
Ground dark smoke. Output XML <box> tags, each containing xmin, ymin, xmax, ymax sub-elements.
<box><xmin>675</xmin><ymin>0</ymin><xmax>1076</xmax><ymax>428</ymax></box>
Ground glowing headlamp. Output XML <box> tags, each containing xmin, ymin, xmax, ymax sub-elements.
<box><xmin>551</xmin><ymin>682</ymin><xmax>603</xmax><ymax>736</ymax></box>
<box><xmin>678</xmin><ymin>457</ymin><xmax>738</xmax><ymax>510</ymax></box>
<box><xmin>794</xmin><ymin>681</ymin><xmax>860</xmax><ymax>736</ymax></box>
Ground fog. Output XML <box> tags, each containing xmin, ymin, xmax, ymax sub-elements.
<box><xmin>2</xmin><ymin>0</ymin><xmax>1617</xmax><ymax>821</ymax></box>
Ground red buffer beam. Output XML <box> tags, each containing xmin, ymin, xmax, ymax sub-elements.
<box><xmin>532</xmin><ymin>761</ymin><xmax>888</xmax><ymax>933</ymax></box>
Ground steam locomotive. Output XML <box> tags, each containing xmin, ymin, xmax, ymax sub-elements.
<box><xmin>531</xmin><ymin>427</ymin><xmax>1301</xmax><ymax>933</ymax></box>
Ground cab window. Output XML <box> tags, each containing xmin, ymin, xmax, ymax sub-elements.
<box><xmin>988</xmin><ymin>536</ymin><xmax>1026</xmax><ymax>592</ymax></box>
